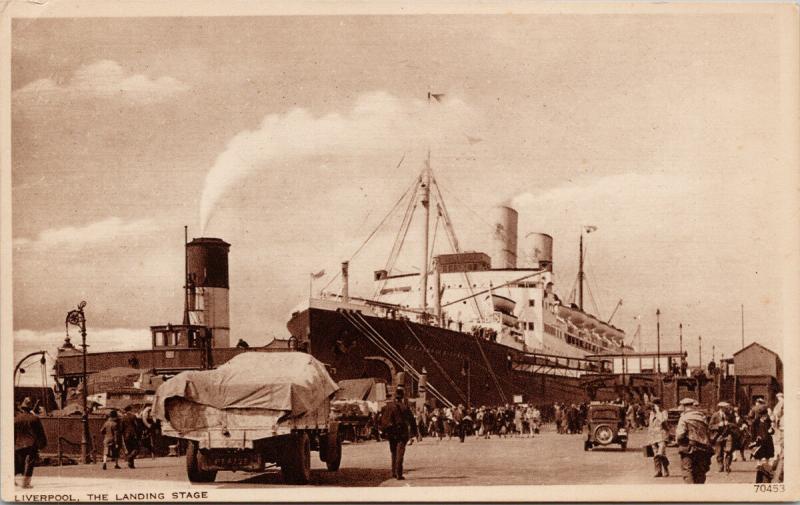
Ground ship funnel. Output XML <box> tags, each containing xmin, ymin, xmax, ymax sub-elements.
<box><xmin>521</xmin><ymin>232</ymin><xmax>553</xmax><ymax>271</ymax></box>
<box><xmin>491</xmin><ymin>205</ymin><xmax>518</xmax><ymax>269</ymax></box>
<box><xmin>186</xmin><ymin>237</ymin><xmax>231</xmax><ymax>348</ymax></box>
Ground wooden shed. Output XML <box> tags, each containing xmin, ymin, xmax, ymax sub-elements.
<box><xmin>731</xmin><ymin>342</ymin><xmax>782</xmax><ymax>410</ymax></box>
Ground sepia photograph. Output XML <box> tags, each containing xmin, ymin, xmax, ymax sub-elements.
<box><xmin>2</xmin><ymin>1</ymin><xmax>798</xmax><ymax>502</ymax></box>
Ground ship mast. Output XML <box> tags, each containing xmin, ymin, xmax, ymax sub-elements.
<box><xmin>578</xmin><ymin>231</ymin><xmax>584</xmax><ymax>311</ymax></box>
<box><xmin>183</xmin><ymin>225</ymin><xmax>190</xmax><ymax>325</ymax></box>
<box><xmin>419</xmin><ymin>152</ymin><xmax>431</xmax><ymax>317</ymax></box>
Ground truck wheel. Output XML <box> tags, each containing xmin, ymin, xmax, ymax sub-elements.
<box><xmin>319</xmin><ymin>435</ymin><xmax>328</xmax><ymax>463</ymax></box>
<box><xmin>186</xmin><ymin>441</ymin><xmax>217</xmax><ymax>483</ymax></box>
<box><xmin>281</xmin><ymin>433</ymin><xmax>311</xmax><ymax>484</ymax></box>
<box><xmin>325</xmin><ymin>432</ymin><xmax>342</xmax><ymax>472</ymax></box>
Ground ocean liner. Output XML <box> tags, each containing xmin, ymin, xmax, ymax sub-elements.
<box><xmin>52</xmin><ymin>161</ymin><xmax>630</xmax><ymax>411</ymax></box>
<box><xmin>286</xmin><ymin>160</ymin><xmax>629</xmax><ymax>408</ymax></box>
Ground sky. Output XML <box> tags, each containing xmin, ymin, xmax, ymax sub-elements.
<box><xmin>10</xmin><ymin>13</ymin><xmax>796</xmax><ymax>385</ymax></box>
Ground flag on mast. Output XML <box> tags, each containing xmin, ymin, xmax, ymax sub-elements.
<box><xmin>584</xmin><ymin>225</ymin><xmax>598</xmax><ymax>234</ymax></box>
<box><xmin>311</xmin><ymin>269</ymin><xmax>325</xmax><ymax>279</ymax></box>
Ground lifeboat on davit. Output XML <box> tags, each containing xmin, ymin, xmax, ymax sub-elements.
<box><xmin>487</xmin><ymin>293</ymin><xmax>517</xmax><ymax>315</ymax></box>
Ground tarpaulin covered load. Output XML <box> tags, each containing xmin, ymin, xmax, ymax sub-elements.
<box><xmin>335</xmin><ymin>378</ymin><xmax>377</xmax><ymax>402</ymax></box>
<box><xmin>330</xmin><ymin>399</ymin><xmax>375</xmax><ymax>420</ymax></box>
<box><xmin>152</xmin><ymin>352</ymin><xmax>338</xmax><ymax>422</ymax></box>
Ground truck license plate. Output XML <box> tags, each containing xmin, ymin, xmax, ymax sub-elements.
<box><xmin>213</xmin><ymin>454</ymin><xmax>255</xmax><ymax>467</ymax></box>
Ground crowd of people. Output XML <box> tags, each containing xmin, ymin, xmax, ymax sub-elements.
<box><xmin>98</xmin><ymin>405</ymin><xmax>160</xmax><ymax>470</ymax></box>
<box><xmin>15</xmin><ymin>386</ymin><xmax>785</xmax><ymax>487</ymax></box>
<box><xmin>553</xmin><ymin>402</ymin><xmax>588</xmax><ymax>434</ymax></box>
<box><xmin>373</xmin><ymin>391</ymin><xmax>786</xmax><ymax>486</ymax></box>
<box><xmin>648</xmin><ymin>394</ymin><xmax>785</xmax><ymax>484</ymax></box>
<box><xmin>369</xmin><ymin>403</ymin><xmax>547</xmax><ymax>444</ymax></box>
<box><xmin>13</xmin><ymin>395</ymin><xmax>163</xmax><ymax>489</ymax></box>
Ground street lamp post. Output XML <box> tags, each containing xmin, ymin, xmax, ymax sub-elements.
<box><xmin>656</xmin><ymin>309</ymin><xmax>663</xmax><ymax>398</ymax></box>
<box><xmin>656</xmin><ymin>309</ymin><xmax>661</xmax><ymax>374</ymax></box>
<box><xmin>698</xmin><ymin>335</ymin><xmax>702</xmax><ymax>369</ymax></box>
<box><xmin>66</xmin><ymin>301</ymin><xmax>91</xmax><ymax>464</ymax></box>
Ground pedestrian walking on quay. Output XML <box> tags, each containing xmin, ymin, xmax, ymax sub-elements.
<box><xmin>379</xmin><ymin>385</ymin><xmax>418</xmax><ymax>480</ymax></box>
<box><xmin>15</xmin><ymin>397</ymin><xmax>48</xmax><ymax>489</ymax></box>
<box><xmin>120</xmin><ymin>405</ymin><xmax>142</xmax><ymax>468</ymax></box>
<box><xmin>454</xmin><ymin>404</ymin><xmax>466</xmax><ymax>442</ymax></box>
<box><xmin>675</xmin><ymin>398</ymin><xmax>713</xmax><ymax>484</ymax></box>
<box><xmin>771</xmin><ymin>392</ymin><xmax>784</xmax><ymax>458</ymax></box>
<box><xmin>648</xmin><ymin>398</ymin><xmax>670</xmax><ymax>478</ymax></box>
<box><xmin>138</xmin><ymin>405</ymin><xmax>160</xmax><ymax>458</ymax></box>
<box><xmin>750</xmin><ymin>405</ymin><xmax>774</xmax><ymax>462</ymax></box>
<box><xmin>100</xmin><ymin>410</ymin><xmax>122</xmax><ymax>470</ymax></box>
<box><xmin>554</xmin><ymin>403</ymin><xmax>563</xmax><ymax>434</ymax></box>
<box><xmin>710</xmin><ymin>402</ymin><xmax>735</xmax><ymax>473</ymax></box>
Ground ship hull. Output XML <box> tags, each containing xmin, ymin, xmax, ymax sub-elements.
<box><xmin>288</xmin><ymin>305</ymin><xmax>589</xmax><ymax>407</ymax></box>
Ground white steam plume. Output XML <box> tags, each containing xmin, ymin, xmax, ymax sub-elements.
<box><xmin>199</xmin><ymin>91</ymin><xmax>474</xmax><ymax>232</ymax></box>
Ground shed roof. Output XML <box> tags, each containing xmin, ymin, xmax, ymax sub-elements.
<box><xmin>733</xmin><ymin>342</ymin><xmax>779</xmax><ymax>358</ymax></box>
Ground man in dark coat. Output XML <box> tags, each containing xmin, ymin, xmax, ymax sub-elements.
<box><xmin>379</xmin><ymin>385</ymin><xmax>418</xmax><ymax>480</ymax></box>
<box><xmin>120</xmin><ymin>405</ymin><xmax>142</xmax><ymax>468</ymax></box>
<box><xmin>15</xmin><ymin>398</ymin><xmax>47</xmax><ymax>489</ymax></box>
<box><xmin>675</xmin><ymin>398</ymin><xmax>713</xmax><ymax>483</ymax></box>
<box><xmin>100</xmin><ymin>410</ymin><xmax>122</xmax><ymax>470</ymax></box>
<box><xmin>750</xmin><ymin>408</ymin><xmax>774</xmax><ymax>462</ymax></box>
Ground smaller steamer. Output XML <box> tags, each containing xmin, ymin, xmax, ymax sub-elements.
<box><xmin>153</xmin><ymin>352</ymin><xmax>342</xmax><ymax>484</ymax></box>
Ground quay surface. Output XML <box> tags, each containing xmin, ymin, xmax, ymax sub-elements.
<box><xmin>26</xmin><ymin>427</ymin><xmax>758</xmax><ymax>489</ymax></box>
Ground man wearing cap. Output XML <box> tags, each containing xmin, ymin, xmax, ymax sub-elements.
<box><xmin>15</xmin><ymin>397</ymin><xmax>47</xmax><ymax>488</ymax></box>
<box><xmin>100</xmin><ymin>410</ymin><xmax>122</xmax><ymax>470</ymax></box>
<box><xmin>647</xmin><ymin>398</ymin><xmax>670</xmax><ymax>477</ymax></box>
<box><xmin>675</xmin><ymin>398</ymin><xmax>712</xmax><ymax>483</ymax></box>
<box><xmin>379</xmin><ymin>385</ymin><xmax>418</xmax><ymax>480</ymax></box>
<box><xmin>747</xmin><ymin>397</ymin><xmax>767</xmax><ymax>426</ymax></box>
<box><xmin>772</xmin><ymin>393</ymin><xmax>783</xmax><ymax>457</ymax></box>
<box><xmin>710</xmin><ymin>402</ymin><xmax>734</xmax><ymax>473</ymax></box>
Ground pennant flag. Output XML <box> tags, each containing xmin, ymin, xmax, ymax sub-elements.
<box><xmin>428</xmin><ymin>92</ymin><xmax>445</xmax><ymax>103</ymax></box>
<box><xmin>310</xmin><ymin>269</ymin><xmax>325</xmax><ymax>279</ymax></box>
<box><xmin>465</xmin><ymin>134</ymin><xmax>483</xmax><ymax>145</ymax></box>
<box><xmin>584</xmin><ymin>225</ymin><xmax>598</xmax><ymax>234</ymax></box>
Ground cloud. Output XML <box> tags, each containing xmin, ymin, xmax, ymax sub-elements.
<box><xmin>14</xmin><ymin>327</ymin><xmax>152</xmax><ymax>386</ymax></box>
<box><xmin>14</xmin><ymin>217</ymin><xmax>159</xmax><ymax>251</ymax></box>
<box><xmin>13</xmin><ymin>59</ymin><xmax>188</xmax><ymax>104</ymax></box>
<box><xmin>512</xmin><ymin>172</ymin><xmax>691</xmax><ymax>210</ymax></box>
<box><xmin>199</xmin><ymin>91</ymin><xmax>476</xmax><ymax>231</ymax></box>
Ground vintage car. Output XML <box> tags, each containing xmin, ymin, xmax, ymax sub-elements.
<box><xmin>584</xmin><ymin>402</ymin><xmax>628</xmax><ymax>451</ymax></box>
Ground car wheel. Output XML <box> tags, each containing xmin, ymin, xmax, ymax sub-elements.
<box><xmin>593</xmin><ymin>425</ymin><xmax>614</xmax><ymax>445</ymax></box>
